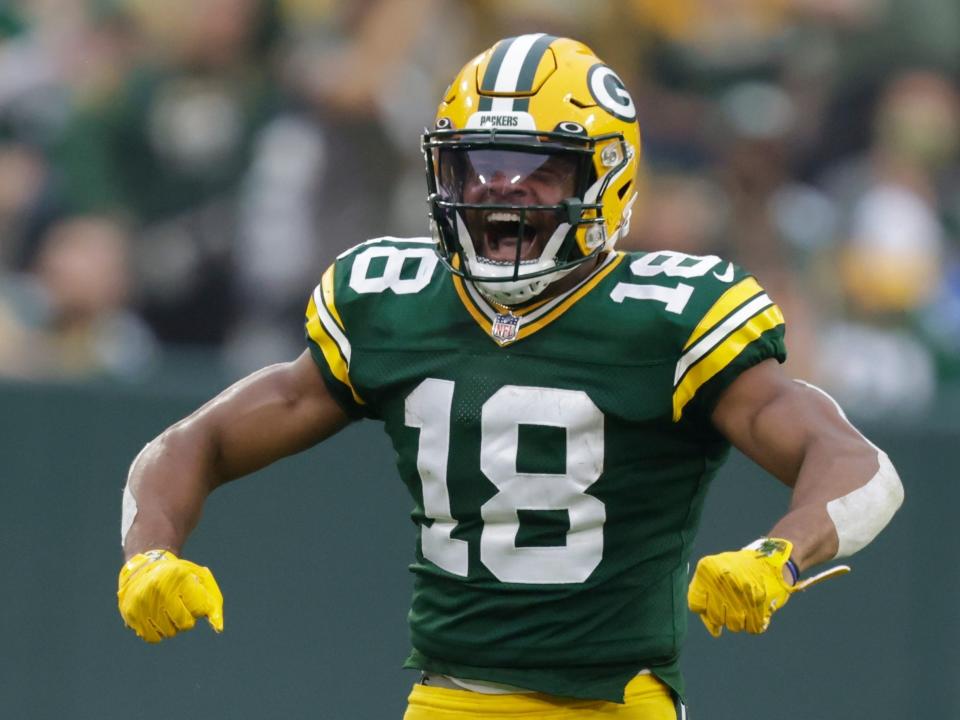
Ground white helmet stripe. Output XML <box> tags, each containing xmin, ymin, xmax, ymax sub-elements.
<box><xmin>494</xmin><ymin>34</ymin><xmax>544</xmax><ymax>92</ymax></box>
<box><xmin>479</xmin><ymin>34</ymin><xmax>547</xmax><ymax>112</ymax></box>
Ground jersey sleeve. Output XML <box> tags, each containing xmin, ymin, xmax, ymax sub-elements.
<box><xmin>304</xmin><ymin>262</ymin><xmax>368</xmax><ymax>419</ymax></box>
<box><xmin>672</xmin><ymin>272</ymin><xmax>786</xmax><ymax>424</ymax></box>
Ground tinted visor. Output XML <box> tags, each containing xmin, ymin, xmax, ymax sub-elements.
<box><xmin>436</xmin><ymin>149</ymin><xmax>582</xmax><ymax>205</ymax></box>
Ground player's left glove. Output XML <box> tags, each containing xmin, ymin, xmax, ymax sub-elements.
<box><xmin>687</xmin><ymin>538</ymin><xmax>850</xmax><ymax>637</ymax></box>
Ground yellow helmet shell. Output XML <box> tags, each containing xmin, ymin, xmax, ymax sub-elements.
<box><xmin>435</xmin><ymin>35</ymin><xmax>642</xmax><ymax>254</ymax></box>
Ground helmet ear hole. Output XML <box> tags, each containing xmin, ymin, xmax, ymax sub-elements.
<box><xmin>617</xmin><ymin>180</ymin><xmax>633</xmax><ymax>200</ymax></box>
<box><xmin>556</xmin><ymin>121</ymin><xmax>587</xmax><ymax>135</ymax></box>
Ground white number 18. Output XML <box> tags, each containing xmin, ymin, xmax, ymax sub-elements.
<box><xmin>610</xmin><ymin>250</ymin><xmax>723</xmax><ymax>314</ymax></box>
<box><xmin>405</xmin><ymin>379</ymin><xmax>606</xmax><ymax>585</ymax></box>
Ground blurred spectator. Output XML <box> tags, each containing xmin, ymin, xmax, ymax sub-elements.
<box><xmin>813</xmin><ymin>69</ymin><xmax>960</xmax><ymax>419</ymax></box>
<box><xmin>0</xmin><ymin>215</ymin><xmax>157</xmax><ymax>379</ymax></box>
<box><xmin>813</xmin><ymin>184</ymin><xmax>941</xmax><ymax>419</ymax></box>
<box><xmin>278</xmin><ymin>0</ymin><xmax>451</xmax><ymax>244</ymax></box>
<box><xmin>0</xmin><ymin>142</ymin><xmax>47</xmax><ymax>268</ymax></box>
<box><xmin>221</xmin><ymin>0</ymin><xmax>449</xmax><ymax>373</ymax></box>
<box><xmin>53</xmin><ymin>0</ymin><xmax>280</xmax><ymax>347</ymax></box>
<box><xmin>0</xmin><ymin>0</ymin><xmax>956</xmax><ymax>424</ymax></box>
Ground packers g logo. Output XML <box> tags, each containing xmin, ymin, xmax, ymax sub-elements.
<box><xmin>587</xmin><ymin>64</ymin><xmax>636</xmax><ymax>122</ymax></box>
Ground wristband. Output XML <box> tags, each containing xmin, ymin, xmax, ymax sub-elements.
<box><xmin>785</xmin><ymin>557</ymin><xmax>800</xmax><ymax>586</ymax></box>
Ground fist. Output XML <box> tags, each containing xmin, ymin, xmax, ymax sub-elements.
<box><xmin>117</xmin><ymin>550</ymin><xmax>224</xmax><ymax>643</ymax></box>
<box><xmin>687</xmin><ymin>538</ymin><xmax>795</xmax><ymax>637</ymax></box>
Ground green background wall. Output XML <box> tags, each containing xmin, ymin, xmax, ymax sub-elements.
<box><xmin>0</xmin><ymin>379</ymin><xmax>955</xmax><ymax>719</ymax></box>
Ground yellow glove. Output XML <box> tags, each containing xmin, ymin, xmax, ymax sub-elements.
<box><xmin>687</xmin><ymin>538</ymin><xmax>850</xmax><ymax>637</ymax></box>
<box><xmin>117</xmin><ymin>549</ymin><xmax>224</xmax><ymax>643</ymax></box>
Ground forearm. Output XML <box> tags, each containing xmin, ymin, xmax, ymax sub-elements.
<box><xmin>120</xmin><ymin>353</ymin><xmax>351</xmax><ymax>561</ymax></box>
<box><xmin>120</xmin><ymin>374</ymin><xmax>274</xmax><ymax>559</ymax></box>
<box><xmin>118</xmin><ymin>431</ymin><xmax>227</xmax><ymax>642</ymax></box>
<box><xmin>766</xmin><ymin>393</ymin><xmax>903</xmax><ymax>572</ymax></box>
<box><xmin>122</xmin><ymin>423</ymin><xmax>219</xmax><ymax>559</ymax></box>
<box><xmin>713</xmin><ymin>366</ymin><xmax>904</xmax><ymax>574</ymax></box>
<box><xmin>688</xmin><ymin>425</ymin><xmax>899</xmax><ymax>637</ymax></box>
<box><xmin>767</xmin><ymin>439</ymin><xmax>882</xmax><ymax>571</ymax></box>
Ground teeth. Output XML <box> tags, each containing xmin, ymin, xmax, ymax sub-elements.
<box><xmin>487</xmin><ymin>212</ymin><xmax>521</xmax><ymax>222</ymax></box>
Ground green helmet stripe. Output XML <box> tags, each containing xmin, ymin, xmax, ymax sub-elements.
<box><xmin>478</xmin><ymin>34</ymin><xmax>556</xmax><ymax>113</ymax></box>
<box><xmin>512</xmin><ymin>34</ymin><xmax>557</xmax><ymax>112</ymax></box>
<box><xmin>478</xmin><ymin>37</ymin><xmax>513</xmax><ymax>111</ymax></box>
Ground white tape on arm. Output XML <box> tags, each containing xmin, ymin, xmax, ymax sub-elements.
<box><xmin>793</xmin><ymin>380</ymin><xmax>905</xmax><ymax>559</ymax></box>
<box><xmin>121</xmin><ymin>484</ymin><xmax>138</xmax><ymax>546</ymax></box>
<box><xmin>121</xmin><ymin>445</ymin><xmax>149</xmax><ymax>547</ymax></box>
<box><xmin>826</xmin><ymin>451</ymin><xmax>903</xmax><ymax>558</ymax></box>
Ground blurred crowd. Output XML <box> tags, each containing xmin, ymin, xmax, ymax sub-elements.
<box><xmin>0</xmin><ymin>0</ymin><xmax>957</xmax><ymax>421</ymax></box>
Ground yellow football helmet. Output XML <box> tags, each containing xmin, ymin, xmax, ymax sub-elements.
<box><xmin>423</xmin><ymin>35</ymin><xmax>641</xmax><ymax>305</ymax></box>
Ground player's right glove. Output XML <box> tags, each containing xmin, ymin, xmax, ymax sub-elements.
<box><xmin>117</xmin><ymin>549</ymin><xmax>224</xmax><ymax>643</ymax></box>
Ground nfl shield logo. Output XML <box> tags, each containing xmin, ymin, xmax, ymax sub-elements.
<box><xmin>491</xmin><ymin>313</ymin><xmax>520</xmax><ymax>345</ymax></box>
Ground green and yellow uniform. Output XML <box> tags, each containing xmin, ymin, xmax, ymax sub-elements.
<box><xmin>305</xmin><ymin>237</ymin><xmax>786</xmax><ymax>703</ymax></box>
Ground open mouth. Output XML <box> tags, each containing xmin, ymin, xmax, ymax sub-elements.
<box><xmin>481</xmin><ymin>211</ymin><xmax>540</xmax><ymax>263</ymax></box>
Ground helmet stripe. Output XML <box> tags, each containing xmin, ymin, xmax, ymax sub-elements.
<box><xmin>478</xmin><ymin>33</ymin><xmax>549</xmax><ymax>112</ymax></box>
<box><xmin>477</xmin><ymin>37</ymin><xmax>513</xmax><ymax>111</ymax></box>
<box><xmin>512</xmin><ymin>34</ymin><xmax>557</xmax><ymax>111</ymax></box>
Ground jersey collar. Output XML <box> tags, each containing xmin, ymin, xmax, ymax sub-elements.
<box><xmin>452</xmin><ymin>252</ymin><xmax>624</xmax><ymax>346</ymax></box>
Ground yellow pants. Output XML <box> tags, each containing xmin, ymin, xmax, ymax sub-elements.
<box><xmin>403</xmin><ymin>673</ymin><xmax>684</xmax><ymax>719</ymax></box>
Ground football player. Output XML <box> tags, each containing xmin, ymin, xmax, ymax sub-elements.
<box><xmin>118</xmin><ymin>35</ymin><xmax>903</xmax><ymax>718</ymax></box>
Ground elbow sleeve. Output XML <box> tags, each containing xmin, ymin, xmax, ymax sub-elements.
<box><xmin>826</xmin><ymin>450</ymin><xmax>904</xmax><ymax>559</ymax></box>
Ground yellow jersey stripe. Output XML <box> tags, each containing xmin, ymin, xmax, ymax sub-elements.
<box><xmin>321</xmin><ymin>265</ymin><xmax>345</xmax><ymax>331</ymax></box>
<box><xmin>305</xmin><ymin>291</ymin><xmax>365</xmax><ymax>406</ymax></box>
<box><xmin>452</xmin><ymin>273</ymin><xmax>492</xmax><ymax>330</ymax></box>
<box><xmin>672</xmin><ymin>304</ymin><xmax>784</xmax><ymax>421</ymax></box>
<box><xmin>449</xmin><ymin>257</ymin><xmax>553</xmax><ymax>319</ymax></box>
<box><xmin>512</xmin><ymin>293</ymin><xmax>553</xmax><ymax>317</ymax></box>
<box><xmin>682</xmin><ymin>277</ymin><xmax>763</xmax><ymax>351</ymax></box>
<box><xmin>304</xmin><ymin>294</ymin><xmax>326</xmax><ymax>353</ymax></box>
<box><xmin>675</xmin><ymin>293</ymin><xmax>773</xmax><ymax>384</ymax></box>
<box><xmin>452</xmin><ymin>254</ymin><xmax>624</xmax><ymax>345</ymax></box>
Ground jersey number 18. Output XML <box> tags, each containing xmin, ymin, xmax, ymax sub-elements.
<box><xmin>406</xmin><ymin>379</ymin><xmax>605</xmax><ymax>585</ymax></box>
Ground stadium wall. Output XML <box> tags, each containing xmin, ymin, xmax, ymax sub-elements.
<box><xmin>0</xmin><ymin>380</ymin><xmax>954</xmax><ymax>719</ymax></box>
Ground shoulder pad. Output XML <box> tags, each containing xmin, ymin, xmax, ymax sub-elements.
<box><xmin>304</xmin><ymin>237</ymin><xmax>440</xmax><ymax>416</ymax></box>
<box><xmin>611</xmin><ymin>250</ymin><xmax>786</xmax><ymax>421</ymax></box>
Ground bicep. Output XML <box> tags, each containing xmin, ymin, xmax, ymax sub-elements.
<box><xmin>183</xmin><ymin>350</ymin><xmax>352</xmax><ymax>485</ymax></box>
<box><xmin>710</xmin><ymin>359</ymin><xmax>875</xmax><ymax>489</ymax></box>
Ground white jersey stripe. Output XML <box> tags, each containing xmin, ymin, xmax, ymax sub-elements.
<box><xmin>674</xmin><ymin>293</ymin><xmax>772</xmax><ymax>385</ymax></box>
<box><xmin>312</xmin><ymin>286</ymin><xmax>351</xmax><ymax>364</ymax></box>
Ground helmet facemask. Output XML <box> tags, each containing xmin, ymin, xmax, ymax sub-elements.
<box><xmin>424</xmin><ymin>129</ymin><xmax>611</xmax><ymax>306</ymax></box>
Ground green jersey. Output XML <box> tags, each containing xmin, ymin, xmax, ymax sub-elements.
<box><xmin>304</xmin><ymin>237</ymin><xmax>786</xmax><ymax>702</ymax></box>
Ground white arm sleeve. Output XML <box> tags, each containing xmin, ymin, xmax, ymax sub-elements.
<box><xmin>826</xmin><ymin>450</ymin><xmax>903</xmax><ymax>558</ymax></box>
<box><xmin>121</xmin><ymin>445</ymin><xmax>149</xmax><ymax>546</ymax></box>
<box><xmin>121</xmin><ymin>484</ymin><xmax>138</xmax><ymax>546</ymax></box>
<box><xmin>794</xmin><ymin>380</ymin><xmax>905</xmax><ymax>559</ymax></box>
